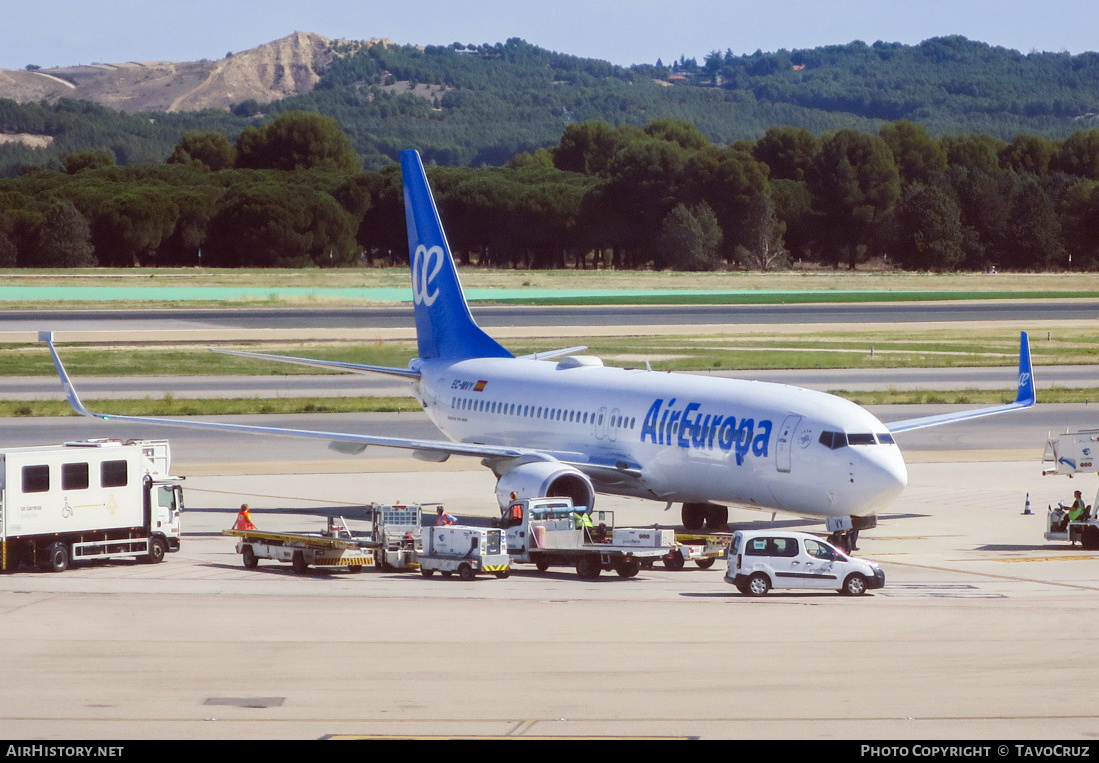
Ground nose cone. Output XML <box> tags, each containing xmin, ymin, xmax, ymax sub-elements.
<box><xmin>857</xmin><ymin>447</ymin><xmax>908</xmax><ymax>514</ymax></box>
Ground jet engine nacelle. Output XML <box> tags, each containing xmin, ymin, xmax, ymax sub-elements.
<box><xmin>494</xmin><ymin>461</ymin><xmax>596</xmax><ymax>510</ymax></box>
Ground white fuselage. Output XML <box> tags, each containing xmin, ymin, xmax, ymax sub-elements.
<box><xmin>413</xmin><ymin>355</ymin><xmax>908</xmax><ymax>518</ymax></box>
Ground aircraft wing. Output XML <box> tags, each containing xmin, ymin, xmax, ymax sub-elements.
<box><xmin>886</xmin><ymin>331</ymin><xmax>1035</xmax><ymax>433</ymax></box>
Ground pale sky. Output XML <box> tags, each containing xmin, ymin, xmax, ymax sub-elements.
<box><xmin>6</xmin><ymin>0</ymin><xmax>1098</xmax><ymax>71</ymax></box>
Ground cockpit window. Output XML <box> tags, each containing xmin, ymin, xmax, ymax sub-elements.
<box><xmin>847</xmin><ymin>433</ymin><xmax>877</xmax><ymax>446</ymax></box>
<box><xmin>877</xmin><ymin>432</ymin><xmax>895</xmax><ymax>445</ymax></box>
<box><xmin>819</xmin><ymin>431</ymin><xmax>847</xmax><ymax>450</ymax></box>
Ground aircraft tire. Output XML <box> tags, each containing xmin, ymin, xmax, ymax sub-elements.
<box><xmin>681</xmin><ymin>504</ymin><xmax>706</xmax><ymax>531</ymax></box>
<box><xmin>706</xmin><ymin>505</ymin><xmax>728</xmax><ymax>530</ymax></box>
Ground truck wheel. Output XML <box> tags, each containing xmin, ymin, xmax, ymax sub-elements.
<box><xmin>291</xmin><ymin>551</ymin><xmax>309</xmax><ymax>575</ymax></box>
<box><xmin>614</xmin><ymin>558</ymin><xmax>641</xmax><ymax>578</ymax></box>
<box><xmin>576</xmin><ymin>557</ymin><xmax>601</xmax><ymax>579</ymax></box>
<box><xmin>695</xmin><ymin>558</ymin><xmax>716</xmax><ymax>570</ymax></box>
<box><xmin>842</xmin><ymin>573</ymin><xmax>868</xmax><ymax>596</ymax></box>
<box><xmin>44</xmin><ymin>542</ymin><xmax>70</xmax><ymax>573</ymax></box>
<box><xmin>348</xmin><ymin>564</ymin><xmax>363</xmax><ymax>574</ymax></box>
<box><xmin>145</xmin><ymin>537</ymin><xmax>167</xmax><ymax>565</ymax></box>
<box><xmin>420</xmin><ymin>568</ymin><xmax>435</xmax><ymax>578</ymax></box>
<box><xmin>241</xmin><ymin>545</ymin><xmax>258</xmax><ymax>569</ymax></box>
<box><xmin>1082</xmin><ymin>527</ymin><xmax>1099</xmax><ymax>550</ymax></box>
<box><xmin>663</xmin><ymin>553</ymin><xmax>685</xmax><ymax>571</ymax></box>
<box><xmin>458</xmin><ymin>563</ymin><xmax>475</xmax><ymax>581</ymax></box>
<box><xmin>494</xmin><ymin>569</ymin><xmax>511</xmax><ymax>579</ymax></box>
<box><xmin>535</xmin><ymin>560</ymin><xmax>550</xmax><ymax>572</ymax></box>
<box><xmin>745</xmin><ymin>572</ymin><xmax>770</xmax><ymax>596</ymax></box>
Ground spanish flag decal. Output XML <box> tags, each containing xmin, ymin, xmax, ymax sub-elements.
<box><xmin>474</xmin><ymin>380</ymin><xmax>488</xmax><ymax>392</ymax></box>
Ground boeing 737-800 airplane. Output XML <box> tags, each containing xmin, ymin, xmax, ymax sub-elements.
<box><xmin>42</xmin><ymin>149</ymin><xmax>1035</xmax><ymax>532</ymax></box>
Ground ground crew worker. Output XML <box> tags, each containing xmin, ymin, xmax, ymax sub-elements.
<box><xmin>233</xmin><ymin>504</ymin><xmax>256</xmax><ymax>531</ymax></box>
<box><xmin>1068</xmin><ymin>490</ymin><xmax>1088</xmax><ymax>521</ymax></box>
<box><xmin>435</xmin><ymin>506</ymin><xmax>457</xmax><ymax>526</ymax></box>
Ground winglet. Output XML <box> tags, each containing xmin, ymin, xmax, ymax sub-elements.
<box><xmin>40</xmin><ymin>332</ymin><xmax>99</xmax><ymax>420</ymax></box>
<box><xmin>1015</xmin><ymin>331</ymin><xmax>1035</xmax><ymax>406</ymax></box>
<box><xmin>887</xmin><ymin>331</ymin><xmax>1036</xmax><ymax>433</ymax></box>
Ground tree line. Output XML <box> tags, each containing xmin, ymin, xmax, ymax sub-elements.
<box><xmin>3</xmin><ymin>111</ymin><xmax>1099</xmax><ymax>271</ymax></box>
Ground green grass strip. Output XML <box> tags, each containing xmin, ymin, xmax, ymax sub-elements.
<box><xmin>10</xmin><ymin>388</ymin><xmax>1099</xmax><ymax>418</ymax></box>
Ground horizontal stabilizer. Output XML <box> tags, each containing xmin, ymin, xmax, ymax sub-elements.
<box><xmin>212</xmin><ymin>349</ymin><xmax>420</xmax><ymax>379</ymax></box>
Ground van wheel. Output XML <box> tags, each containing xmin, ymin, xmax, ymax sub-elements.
<box><xmin>146</xmin><ymin>537</ymin><xmax>167</xmax><ymax>564</ymax></box>
<box><xmin>458</xmin><ymin>563</ymin><xmax>475</xmax><ymax>581</ymax></box>
<box><xmin>291</xmin><ymin>551</ymin><xmax>308</xmax><ymax>575</ymax></box>
<box><xmin>745</xmin><ymin>572</ymin><xmax>770</xmax><ymax>596</ymax></box>
<box><xmin>241</xmin><ymin>545</ymin><xmax>258</xmax><ymax>569</ymax></box>
<box><xmin>44</xmin><ymin>542</ymin><xmax>70</xmax><ymax>573</ymax></box>
<box><xmin>842</xmin><ymin>573</ymin><xmax>868</xmax><ymax>596</ymax></box>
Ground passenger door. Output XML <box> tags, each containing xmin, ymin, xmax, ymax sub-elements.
<box><xmin>775</xmin><ymin>414</ymin><xmax>803</xmax><ymax>473</ymax></box>
<box><xmin>798</xmin><ymin>538</ymin><xmax>844</xmax><ymax>589</ymax></box>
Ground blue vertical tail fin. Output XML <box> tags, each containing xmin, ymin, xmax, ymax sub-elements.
<box><xmin>401</xmin><ymin>150</ymin><xmax>513</xmax><ymax>360</ymax></box>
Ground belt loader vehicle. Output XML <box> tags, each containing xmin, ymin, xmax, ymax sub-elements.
<box><xmin>1042</xmin><ymin>431</ymin><xmax>1099</xmax><ymax>549</ymax></box>
<box><xmin>0</xmin><ymin>439</ymin><xmax>183</xmax><ymax>572</ymax></box>
<box><xmin>225</xmin><ymin>516</ymin><xmax>376</xmax><ymax>573</ymax></box>
<box><xmin>499</xmin><ymin>497</ymin><xmax>677</xmax><ymax>579</ymax></box>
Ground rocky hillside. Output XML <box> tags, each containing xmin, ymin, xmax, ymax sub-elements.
<box><xmin>0</xmin><ymin>32</ymin><xmax>382</xmax><ymax>113</ymax></box>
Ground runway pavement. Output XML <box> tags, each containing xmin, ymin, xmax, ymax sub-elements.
<box><xmin>1</xmin><ymin>303</ymin><xmax>1097</xmax><ymax>740</ymax></box>
<box><xmin>1</xmin><ymin>422</ymin><xmax>1097</xmax><ymax>740</ymax></box>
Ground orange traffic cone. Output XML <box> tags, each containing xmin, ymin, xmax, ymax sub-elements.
<box><xmin>233</xmin><ymin>504</ymin><xmax>256</xmax><ymax>531</ymax></box>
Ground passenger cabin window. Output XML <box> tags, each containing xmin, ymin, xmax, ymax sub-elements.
<box><xmin>101</xmin><ymin>460</ymin><xmax>128</xmax><ymax>488</ymax></box>
<box><xmin>21</xmin><ymin>464</ymin><xmax>49</xmax><ymax>493</ymax></box>
<box><xmin>62</xmin><ymin>462</ymin><xmax>90</xmax><ymax>491</ymax></box>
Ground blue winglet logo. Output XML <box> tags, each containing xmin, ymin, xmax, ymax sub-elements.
<box><xmin>400</xmin><ymin>150</ymin><xmax>512</xmax><ymax>361</ymax></box>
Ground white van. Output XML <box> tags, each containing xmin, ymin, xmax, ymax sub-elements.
<box><xmin>725</xmin><ymin>530</ymin><xmax>885</xmax><ymax>596</ymax></box>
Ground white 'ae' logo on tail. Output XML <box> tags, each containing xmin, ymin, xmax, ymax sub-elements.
<box><xmin>1019</xmin><ymin>372</ymin><xmax>1030</xmax><ymax>388</ymax></box>
<box><xmin>413</xmin><ymin>245</ymin><xmax>444</xmax><ymax>306</ymax></box>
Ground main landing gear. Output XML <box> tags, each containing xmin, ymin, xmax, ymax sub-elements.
<box><xmin>681</xmin><ymin>503</ymin><xmax>728</xmax><ymax>531</ymax></box>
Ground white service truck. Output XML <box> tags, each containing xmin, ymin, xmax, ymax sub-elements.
<box><xmin>417</xmin><ymin>524</ymin><xmax>510</xmax><ymax>580</ymax></box>
<box><xmin>1042</xmin><ymin>430</ymin><xmax>1099</xmax><ymax>549</ymax></box>
<box><xmin>499</xmin><ymin>497</ymin><xmax>677</xmax><ymax>579</ymax></box>
<box><xmin>0</xmin><ymin>439</ymin><xmax>183</xmax><ymax>572</ymax></box>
